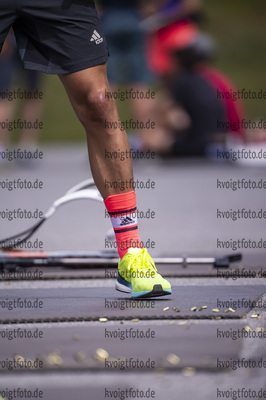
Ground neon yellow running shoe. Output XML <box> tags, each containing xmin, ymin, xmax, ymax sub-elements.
<box><xmin>115</xmin><ymin>248</ymin><xmax>172</xmax><ymax>298</ymax></box>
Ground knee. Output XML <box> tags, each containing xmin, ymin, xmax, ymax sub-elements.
<box><xmin>75</xmin><ymin>87</ymin><xmax>116</xmax><ymax>130</ymax></box>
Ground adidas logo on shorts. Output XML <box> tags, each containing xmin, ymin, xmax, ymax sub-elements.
<box><xmin>90</xmin><ymin>30</ymin><xmax>103</xmax><ymax>45</ymax></box>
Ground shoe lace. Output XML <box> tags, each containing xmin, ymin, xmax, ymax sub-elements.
<box><xmin>127</xmin><ymin>248</ymin><xmax>157</xmax><ymax>274</ymax></box>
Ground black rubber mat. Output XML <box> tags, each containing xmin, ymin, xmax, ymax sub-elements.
<box><xmin>1</xmin><ymin>264</ymin><xmax>265</xmax><ymax>280</ymax></box>
<box><xmin>0</xmin><ymin>286</ymin><xmax>265</xmax><ymax>323</ymax></box>
<box><xmin>0</xmin><ymin>322</ymin><xmax>244</xmax><ymax>372</ymax></box>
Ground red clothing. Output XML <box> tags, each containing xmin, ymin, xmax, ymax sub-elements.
<box><xmin>198</xmin><ymin>65</ymin><xmax>246</xmax><ymax>140</ymax></box>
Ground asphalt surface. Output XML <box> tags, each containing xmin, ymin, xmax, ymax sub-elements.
<box><xmin>0</xmin><ymin>146</ymin><xmax>266</xmax><ymax>400</ymax></box>
<box><xmin>0</xmin><ymin>285</ymin><xmax>265</xmax><ymax>322</ymax></box>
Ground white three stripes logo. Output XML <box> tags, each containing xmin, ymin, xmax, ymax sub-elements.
<box><xmin>90</xmin><ymin>30</ymin><xmax>103</xmax><ymax>45</ymax></box>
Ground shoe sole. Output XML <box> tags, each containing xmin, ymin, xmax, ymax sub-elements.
<box><xmin>115</xmin><ymin>281</ymin><xmax>171</xmax><ymax>299</ymax></box>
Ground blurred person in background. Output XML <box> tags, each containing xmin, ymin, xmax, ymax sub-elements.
<box><xmin>97</xmin><ymin>0</ymin><xmax>155</xmax><ymax>145</ymax></box>
<box><xmin>143</xmin><ymin>0</ymin><xmax>202</xmax><ymax>78</ymax></box>
<box><xmin>140</xmin><ymin>24</ymin><xmax>247</xmax><ymax>157</ymax></box>
<box><xmin>0</xmin><ymin>31</ymin><xmax>44</xmax><ymax>166</ymax></box>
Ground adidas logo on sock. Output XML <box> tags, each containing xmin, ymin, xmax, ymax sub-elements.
<box><xmin>90</xmin><ymin>30</ymin><xmax>103</xmax><ymax>45</ymax></box>
<box><xmin>120</xmin><ymin>216</ymin><xmax>135</xmax><ymax>226</ymax></box>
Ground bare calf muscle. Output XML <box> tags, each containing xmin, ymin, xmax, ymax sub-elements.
<box><xmin>59</xmin><ymin>64</ymin><xmax>134</xmax><ymax>199</ymax></box>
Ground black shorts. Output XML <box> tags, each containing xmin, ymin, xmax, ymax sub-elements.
<box><xmin>0</xmin><ymin>0</ymin><xmax>109</xmax><ymax>74</ymax></box>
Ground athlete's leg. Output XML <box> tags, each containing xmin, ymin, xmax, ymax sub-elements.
<box><xmin>59</xmin><ymin>63</ymin><xmax>171</xmax><ymax>297</ymax></box>
<box><xmin>59</xmin><ymin>62</ymin><xmax>143</xmax><ymax>259</ymax></box>
<box><xmin>59</xmin><ymin>63</ymin><xmax>133</xmax><ymax>199</ymax></box>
